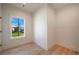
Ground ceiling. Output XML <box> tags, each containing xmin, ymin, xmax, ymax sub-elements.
<box><xmin>49</xmin><ymin>3</ymin><xmax>69</xmax><ymax>9</ymax></box>
<box><xmin>8</xmin><ymin>3</ymin><xmax>77</xmax><ymax>13</ymax></box>
<box><xmin>9</xmin><ymin>3</ymin><xmax>44</xmax><ymax>13</ymax></box>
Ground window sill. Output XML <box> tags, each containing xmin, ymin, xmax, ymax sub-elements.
<box><xmin>11</xmin><ymin>36</ymin><xmax>25</xmax><ymax>39</ymax></box>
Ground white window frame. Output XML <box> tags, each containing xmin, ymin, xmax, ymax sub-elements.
<box><xmin>10</xmin><ymin>16</ymin><xmax>26</xmax><ymax>39</ymax></box>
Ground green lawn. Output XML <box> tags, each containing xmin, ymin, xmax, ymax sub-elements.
<box><xmin>12</xmin><ymin>32</ymin><xmax>24</xmax><ymax>37</ymax></box>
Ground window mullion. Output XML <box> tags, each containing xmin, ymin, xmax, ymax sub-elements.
<box><xmin>18</xmin><ymin>18</ymin><xmax>19</xmax><ymax>36</ymax></box>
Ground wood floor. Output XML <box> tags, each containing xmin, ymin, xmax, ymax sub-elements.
<box><xmin>48</xmin><ymin>44</ymin><xmax>79</xmax><ymax>55</ymax></box>
<box><xmin>0</xmin><ymin>42</ymin><xmax>48</xmax><ymax>55</ymax></box>
<box><xmin>0</xmin><ymin>42</ymin><xmax>79</xmax><ymax>55</ymax></box>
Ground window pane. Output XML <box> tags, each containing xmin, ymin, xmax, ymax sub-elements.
<box><xmin>11</xmin><ymin>16</ymin><xmax>19</xmax><ymax>37</ymax></box>
<box><xmin>18</xmin><ymin>18</ymin><xmax>24</xmax><ymax>36</ymax></box>
<box><xmin>11</xmin><ymin>17</ymin><xmax>25</xmax><ymax>38</ymax></box>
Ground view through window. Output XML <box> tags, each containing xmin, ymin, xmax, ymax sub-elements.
<box><xmin>11</xmin><ymin>16</ymin><xmax>25</xmax><ymax>38</ymax></box>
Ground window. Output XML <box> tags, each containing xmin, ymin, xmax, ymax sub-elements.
<box><xmin>11</xmin><ymin>16</ymin><xmax>25</xmax><ymax>38</ymax></box>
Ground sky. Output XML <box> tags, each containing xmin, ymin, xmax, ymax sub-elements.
<box><xmin>12</xmin><ymin>16</ymin><xmax>24</xmax><ymax>27</ymax></box>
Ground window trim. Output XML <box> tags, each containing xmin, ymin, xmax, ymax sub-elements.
<box><xmin>10</xmin><ymin>16</ymin><xmax>26</xmax><ymax>39</ymax></box>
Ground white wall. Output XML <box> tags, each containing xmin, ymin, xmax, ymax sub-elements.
<box><xmin>0</xmin><ymin>4</ymin><xmax>2</xmax><ymax>45</ymax></box>
<box><xmin>0</xmin><ymin>4</ymin><xmax>1</xmax><ymax>21</ymax></box>
<box><xmin>56</xmin><ymin>5</ymin><xmax>79</xmax><ymax>52</ymax></box>
<box><xmin>47</xmin><ymin>6</ymin><xmax>56</xmax><ymax>49</ymax></box>
<box><xmin>2</xmin><ymin>4</ymin><xmax>33</xmax><ymax>49</ymax></box>
<box><xmin>33</xmin><ymin>5</ymin><xmax>56</xmax><ymax>50</ymax></box>
<box><xmin>33</xmin><ymin>5</ymin><xmax>48</xmax><ymax>50</ymax></box>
